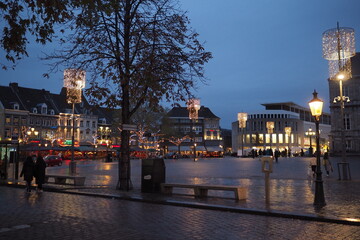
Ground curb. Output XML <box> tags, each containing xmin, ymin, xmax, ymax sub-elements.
<box><xmin>3</xmin><ymin>182</ymin><xmax>359</xmax><ymax>226</ymax></box>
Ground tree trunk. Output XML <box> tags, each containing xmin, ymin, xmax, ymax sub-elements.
<box><xmin>117</xmin><ymin>0</ymin><xmax>132</xmax><ymax>190</ymax></box>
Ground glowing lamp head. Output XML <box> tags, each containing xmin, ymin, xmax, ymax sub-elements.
<box><xmin>308</xmin><ymin>90</ymin><xmax>323</xmax><ymax>119</ymax></box>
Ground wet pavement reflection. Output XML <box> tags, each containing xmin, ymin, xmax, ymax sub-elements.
<box><xmin>6</xmin><ymin>156</ymin><xmax>360</xmax><ymax>221</ymax></box>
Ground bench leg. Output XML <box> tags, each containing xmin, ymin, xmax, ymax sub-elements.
<box><xmin>162</xmin><ymin>186</ymin><xmax>173</xmax><ymax>195</ymax></box>
<box><xmin>197</xmin><ymin>188</ymin><xmax>208</xmax><ymax>198</ymax></box>
<box><xmin>55</xmin><ymin>178</ymin><xmax>66</xmax><ymax>184</ymax></box>
<box><xmin>74</xmin><ymin>178</ymin><xmax>85</xmax><ymax>186</ymax></box>
<box><xmin>235</xmin><ymin>188</ymin><xmax>247</xmax><ymax>200</ymax></box>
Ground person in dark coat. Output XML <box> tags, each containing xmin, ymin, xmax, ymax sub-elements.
<box><xmin>20</xmin><ymin>156</ymin><xmax>35</xmax><ymax>192</ymax></box>
<box><xmin>34</xmin><ymin>155</ymin><xmax>47</xmax><ymax>192</ymax></box>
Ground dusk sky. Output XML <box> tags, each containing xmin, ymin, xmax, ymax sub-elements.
<box><xmin>2</xmin><ymin>0</ymin><xmax>360</xmax><ymax>129</ymax></box>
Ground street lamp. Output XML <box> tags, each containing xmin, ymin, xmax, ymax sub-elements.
<box><xmin>284</xmin><ymin>127</ymin><xmax>291</xmax><ymax>157</ymax></box>
<box><xmin>309</xmin><ymin>90</ymin><xmax>326</xmax><ymax>207</ymax></box>
<box><xmin>64</xmin><ymin>69</ymin><xmax>86</xmax><ymax>175</ymax></box>
<box><xmin>187</xmin><ymin>99</ymin><xmax>200</xmax><ymax>161</ymax></box>
<box><xmin>305</xmin><ymin>128</ymin><xmax>315</xmax><ymax>156</ymax></box>
<box><xmin>266</xmin><ymin>121</ymin><xmax>274</xmax><ymax>153</ymax></box>
<box><xmin>238</xmin><ymin>113</ymin><xmax>248</xmax><ymax>157</ymax></box>
<box><xmin>322</xmin><ymin>22</ymin><xmax>355</xmax><ymax>180</ymax></box>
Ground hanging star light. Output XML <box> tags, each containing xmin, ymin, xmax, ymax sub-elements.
<box><xmin>187</xmin><ymin>98</ymin><xmax>200</xmax><ymax>120</ymax></box>
<box><xmin>64</xmin><ymin>69</ymin><xmax>86</xmax><ymax>104</ymax></box>
<box><xmin>237</xmin><ymin>112</ymin><xmax>248</xmax><ymax>129</ymax></box>
<box><xmin>322</xmin><ymin>25</ymin><xmax>355</xmax><ymax>80</ymax></box>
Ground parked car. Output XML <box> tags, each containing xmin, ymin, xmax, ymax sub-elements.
<box><xmin>44</xmin><ymin>155</ymin><xmax>63</xmax><ymax>167</ymax></box>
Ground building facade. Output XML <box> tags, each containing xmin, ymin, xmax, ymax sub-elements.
<box><xmin>232</xmin><ymin>102</ymin><xmax>331</xmax><ymax>156</ymax></box>
<box><xmin>161</xmin><ymin>106</ymin><xmax>223</xmax><ymax>157</ymax></box>
<box><xmin>0</xmin><ymin>83</ymin><xmax>98</xmax><ymax>148</ymax></box>
<box><xmin>328</xmin><ymin>53</ymin><xmax>360</xmax><ymax>155</ymax></box>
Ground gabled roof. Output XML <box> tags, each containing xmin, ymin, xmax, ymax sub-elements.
<box><xmin>166</xmin><ymin>106</ymin><xmax>219</xmax><ymax>119</ymax></box>
<box><xmin>0</xmin><ymin>85</ymin><xmax>25</xmax><ymax>110</ymax></box>
<box><xmin>12</xmin><ymin>84</ymin><xmax>58</xmax><ymax>113</ymax></box>
<box><xmin>0</xmin><ymin>83</ymin><xmax>97</xmax><ymax>116</ymax></box>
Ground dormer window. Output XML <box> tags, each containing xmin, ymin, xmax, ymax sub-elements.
<box><xmin>10</xmin><ymin>102</ymin><xmax>19</xmax><ymax>110</ymax></box>
<box><xmin>99</xmin><ymin>118</ymin><xmax>106</xmax><ymax>124</ymax></box>
<box><xmin>36</xmin><ymin>103</ymin><xmax>48</xmax><ymax>114</ymax></box>
<box><xmin>49</xmin><ymin>109</ymin><xmax>55</xmax><ymax>115</ymax></box>
<box><xmin>32</xmin><ymin>108</ymin><xmax>37</xmax><ymax>114</ymax></box>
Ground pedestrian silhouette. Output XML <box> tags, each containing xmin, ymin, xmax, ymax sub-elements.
<box><xmin>20</xmin><ymin>156</ymin><xmax>35</xmax><ymax>192</ymax></box>
<box><xmin>322</xmin><ymin>152</ymin><xmax>333</xmax><ymax>176</ymax></box>
<box><xmin>34</xmin><ymin>155</ymin><xmax>47</xmax><ymax>192</ymax></box>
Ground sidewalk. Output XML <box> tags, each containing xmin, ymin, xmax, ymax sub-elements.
<box><xmin>3</xmin><ymin>156</ymin><xmax>360</xmax><ymax>226</ymax></box>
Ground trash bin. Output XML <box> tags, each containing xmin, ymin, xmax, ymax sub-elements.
<box><xmin>141</xmin><ymin>158</ymin><xmax>166</xmax><ymax>193</ymax></box>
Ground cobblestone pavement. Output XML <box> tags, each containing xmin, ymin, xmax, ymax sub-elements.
<box><xmin>2</xmin><ymin>156</ymin><xmax>360</xmax><ymax>239</ymax></box>
<box><xmin>1</xmin><ymin>186</ymin><xmax>360</xmax><ymax>240</ymax></box>
<box><xmin>33</xmin><ymin>156</ymin><xmax>360</xmax><ymax>220</ymax></box>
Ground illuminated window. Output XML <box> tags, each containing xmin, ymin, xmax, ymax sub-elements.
<box><xmin>285</xmin><ymin>134</ymin><xmax>289</xmax><ymax>143</ymax></box>
<box><xmin>5</xmin><ymin>116</ymin><xmax>11</xmax><ymax>124</ymax></box>
<box><xmin>272</xmin><ymin>134</ymin><xmax>277</xmax><ymax>143</ymax></box>
<box><xmin>246</xmin><ymin>134</ymin><xmax>250</xmax><ymax>143</ymax></box>
<box><xmin>278</xmin><ymin>134</ymin><xmax>283</xmax><ymax>144</ymax></box>
<box><xmin>251</xmin><ymin>134</ymin><xmax>256</xmax><ymax>143</ymax></box>
<box><xmin>265</xmin><ymin>134</ymin><xmax>270</xmax><ymax>143</ymax></box>
<box><xmin>259</xmin><ymin>134</ymin><xmax>264</xmax><ymax>144</ymax></box>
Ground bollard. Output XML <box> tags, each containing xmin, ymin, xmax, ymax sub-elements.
<box><xmin>261</xmin><ymin>156</ymin><xmax>273</xmax><ymax>204</ymax></box>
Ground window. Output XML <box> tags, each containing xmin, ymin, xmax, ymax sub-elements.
<box><xmin>14</xmin><ymin>117</ymin><xmax>19</xmax><ymax>125</ymax></box>
<box><xmin>49</xmin><ymin>109</ymin><xmax>55</xmax><ymax>115</ymax></box>
<box><xmin>252</xmin><ymin>121</ymin><xmax>256</xmax><ymax>131</ymax></box>
<box><xmin>278</xmin><ymin>134</ymin><xmax>283</xmax><ymax>144</ymax></box>
<box><xmin>92</xmin><ymin>121</ymin><xmax>96</xmax><ymax>128</ymax></box>
<box><xmin>13</xmin><ymin>103</ymin><xmax>19</xmax><ymax>110</ymax></box>
<box><xmin>42</xmin><ymin>107</ymin><xmax>47</xmax><ymax>114</ymax></box>
<box><xmin>5</xmin><ymin>128</ymin><xmax>11</xmax><ymax>138</ymax></box>
<box><xmin>272</xmin><ymin>134</ymin><xmax>277</xmax><ymax>143</ymax></box>
<box><xmin>86</xmin><ymin>121</ymin><xmax>90</xmax><ymax>127</ymax></box>
<box><xmin>5</xmin><ymin>116</ymin><xmax>11</xmax><ymax>124</ymax></box>
<box><xmin>346</xmin><ymin>140</ymin><xmax>352</xmax><ymax>150</ymax></box>
<box><xmin>80</xmin><ymin>121</ymin><xmax>84</xmax><ymax>127</ymax></box>
<box><xmin>344</xmin><ymin>114</ymin><xmax>351</xmax><ymax>130</ymax></box>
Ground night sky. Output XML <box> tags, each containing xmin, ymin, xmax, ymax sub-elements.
<box><xmin>2</xmin><ymin>0</ymin><xmax>360</xmax><ymax>129</ymax></box>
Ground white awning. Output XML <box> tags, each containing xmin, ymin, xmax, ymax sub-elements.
<box><xmin>206</xmin><ymin>146</ymin><xmax>223</xmax><ymax>152</ymax></box>
<box><xmin>168</xmin><ymin>145</ymin><xmax>206</xmax><ymax>151</ymax></box>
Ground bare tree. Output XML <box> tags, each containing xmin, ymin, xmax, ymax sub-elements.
<box><xmin>44</xmin><ymin>0</ymin><xmax>212</xmax><ymax>190</ymax></box>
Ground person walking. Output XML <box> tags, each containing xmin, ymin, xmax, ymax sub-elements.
<box><xmin>322</xmin><ymin>152</ymin><xmax>333</xmax><ymax>176</ymax></box>
<box><xmin>34</xmin><ymin>155</ymin><xmax>47</xmax><ymax>192</ymax></box>
<box><xmin>274</xmin><ymin>149</ymin><xmax>280</xmax><ymax>163</ymax></box>
<box><xmin>309</xmin><ymin>157</ymin><xmax>317</xmax><ymax>179</ymax></box>
<box><xmin>20</xmin><ymin>156</ymin><xmax>35</xmax><ymax>192</ymax></box>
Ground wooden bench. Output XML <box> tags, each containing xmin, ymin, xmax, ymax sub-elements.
<box><xmin>45</xmin><ymin>174</ymin><xmax>86</xmax><ymax>186</ymax></box>
<box><xmin>161</xmin><ymin>183</ymin><xmax>247</xmax><ymax>200</ymax></box>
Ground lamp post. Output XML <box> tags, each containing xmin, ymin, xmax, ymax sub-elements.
<box><xmin>64</xmin><ymin>69</ymin><xmax>86</xmax><ymax>175</ymax></box>
<box><xmin>284</xmin><ymin>127</ymin><xmax>291</xmax><ymax>157</ymax></box>
<box><xmin>309</xmin><ymin>90</ymin><xmax>326</xmax><ymax>207</ymax></box>
<box><xmin>238</xmin><ymin>113</ymin><xmax>248</xmax><ymax>157</ymax></box>
<box><xmin>305</xmin><ymin>128</ymin><xmax>315</xmax><ymax>156</ymax></box>
<box><xmin>187</xmin><ymin>99</ymin><xmax>200</xmax><ymax>162</ymax></box>
<box><xmin>322</xmin><ymin>22</ymin><xmax>355</xmax><ymax>180</ymax></box>
<box><xmin>27</xmin><ymin>128</ymin><xmax>39</xmax><ymax>140</ymax></box>
<box><xmin>266</xmin><ymin>121</ymin><xmax>274</xmax><ymax>153</ymax></box>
